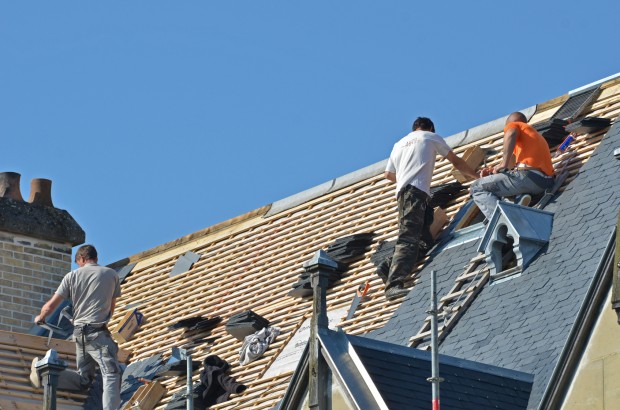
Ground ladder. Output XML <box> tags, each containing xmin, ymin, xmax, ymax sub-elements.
<box><xmin>409</xmin><ymin>253</ymin><xmax>490</xmax><ymax>349</ymax></box>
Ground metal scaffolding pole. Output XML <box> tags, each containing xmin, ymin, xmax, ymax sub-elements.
<box><xmin>426</xmin><ymin>270</ymin><xmax>444</xmax><ymax>410</ymax></box>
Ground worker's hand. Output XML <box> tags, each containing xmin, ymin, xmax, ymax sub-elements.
<box><xmin>479</xmin><ymin>168</ymin><xmax>492</xmax><ymax>178</ymax></box>
<box><xmin>492</xmin><ymin>164</ymin><xmax>508</xmax><ymax>174</ymax></box>
<box><xmin>34</xmin><ymin>315</ymin><xmax>45</xmax><ymax>325</ymax></box>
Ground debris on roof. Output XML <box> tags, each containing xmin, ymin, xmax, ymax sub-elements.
<box><xmin>429</xmin><ymin>182</ymin><xmax>466</xmax><ymax>208</ymax></box>
<box><xmin>157</xmin><ymin>347</ymin><xmax>201</xmax><ymax>377</ymax></box>
<box><xmin>534</xmin><ymin>118</ymin><xmax>570</xmax><ymax>145</ymax></box>
<box><xmin>116</xmin><ymin>262</ymin><xmax>137</xmax><ymax>283</ymax></box>
<box><xmin>111</xmin><ymin>308</ymin><xmax>144</xmax><ymax>344</ymax></box>
<box><xmin>169</xmin><ymin>251</ymin><xmax>201</xmax><ymax>278</ymax></box>
<box><xmin>225</xmin><ymin>310</ymin><xmax>270</xmax><ymax>341</ymax></box>
<box><xmin>168</xmin><ymin>315</ymin><xmax>222</xmax><ymax>332</ymax></box>
<box><xmin>166</xmin><ymin>355</ymin><xmax>247</xmax><ymax>409</ymax></box>
<box><xmin>239</xmin><ymin>326</ymin><xmax>281</xmax><ymax>365</ymax></box>
<box><xmin>565</xmin><ymin>116</ymin><xmax>612</xmax><ymax>134</ymax></box>
<box><xmin>324</xmin><ymin>232</ymin><xmax>375</xmax><ymax>264</ymax></box>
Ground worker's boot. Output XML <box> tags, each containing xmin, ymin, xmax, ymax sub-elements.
<box><xmin>385</xmin><ymin>285</ymin><xmax>411</xmax><ymax>301</ymax></box>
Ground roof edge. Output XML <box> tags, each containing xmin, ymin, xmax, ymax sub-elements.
<box><xmin>569</xmin><ymin>72</ymin><xmax>620</xmax><ymax>95</ymax></box>
<box><xmin>108</xmin><ymin>204</ymin><xmax>271</xmax><ymax>270</ymax></box>
<box><xmin>347</xmin><ymin>333</ymin><xmax>534</xmax><ymax>384</ymax></box>
<box><xmin>539</xmin><ymin>228</ymin><xmax>616</xmax><ymax>410</ymax></box>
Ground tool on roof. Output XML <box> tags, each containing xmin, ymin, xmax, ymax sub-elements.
<box><xmin>342</xmin><ymin>280</ymin><xmax>371</xmax><ymax>324</ymax></box>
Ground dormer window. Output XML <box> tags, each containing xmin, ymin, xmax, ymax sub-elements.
<box><xmin>478</xmin><ymin>202</ymin><xmax>553</xmax><ymax>279</ymax></box>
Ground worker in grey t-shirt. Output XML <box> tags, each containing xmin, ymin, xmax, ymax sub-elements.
<box><xmin>32</xmin><ymin>244</ymin><xmax>122</xmax><ymax>410</ymax></box>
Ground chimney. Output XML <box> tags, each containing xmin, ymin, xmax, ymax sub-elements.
<box><xmin>0</xmin><ymin>172</ymin><xmax>24</xmax><ymax>201</ymax></box>
<box><xmin>0</xmin><ymin>172</ymin><xmax>84</xmax><ymax>333</ymax></box>
<box><xmin>28</xmin><ymin>178</ymin><xmax>54</xmax><ymax>207</ymax></box>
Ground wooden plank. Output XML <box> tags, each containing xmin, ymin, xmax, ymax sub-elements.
<box><xmin>451</xmin><ymin>146</ymin><xmax>485</xmax><ymax>183</ymax></box>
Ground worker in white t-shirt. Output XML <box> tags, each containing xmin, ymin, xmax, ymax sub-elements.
<box><xmin>382</xmin><ymin>117</ymin><xmax>478</xmax><ymax>300</ymax></box>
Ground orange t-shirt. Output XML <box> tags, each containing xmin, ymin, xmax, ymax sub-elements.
<box><xmin>504</xmin><ymin>122</ymin><xmax>554</xmax><ymax>176</ymax></box>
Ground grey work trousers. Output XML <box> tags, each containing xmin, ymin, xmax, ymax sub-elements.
<box><xmin>470</xmin><ymin>169</ymin><xmax>554</xmax><ymax>219</ymax></box>
<box><xmin>58</xmin><ymin>328</ymin><xmax>121</xmax><ymax>410</ymax></box>
<box><xmin>384</xmin><ymin>185</ymin><xmax>431</xmax><ymax>290</ymax></box>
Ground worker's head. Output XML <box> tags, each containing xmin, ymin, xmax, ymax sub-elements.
<box><xmin>75</xmin><ymin>244</ymin><xmax>98</xmax><ymax>266</ymax></box>
<box><xmin>412</xmin><ymin>117</ymin><xmax>435</xmax><ymax>133</ymax></box>
<box><xmin>506</xmin><ymin>112</ymin><xmax>528</xmax><ymax>125</ymax></box>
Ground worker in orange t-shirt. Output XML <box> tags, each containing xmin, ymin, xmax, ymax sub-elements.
<box><xmin>470</xmin><ymin>112</ymin><xmax>555</xmax><ymax>220</ymax></box>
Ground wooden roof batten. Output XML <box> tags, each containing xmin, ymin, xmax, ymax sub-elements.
<box><xmin>3</xmin><ymin>74</ymin><xmax>620</xmax><ymax>410</ymax></box>
<box><xmin>109</xmin><ymin>74</ymin><xmax>620</xmax><ymax>410</ymax></box>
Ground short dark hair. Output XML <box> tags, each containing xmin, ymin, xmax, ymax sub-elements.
<box><xmin>75</xmin><ymin>244</ymin><xmax>97</xmax><ymax>262</ymax></box>
<box><xmin>412</xmin><ymin>117</ymin><xmax>435</xmax><ymax>132</ymax></box>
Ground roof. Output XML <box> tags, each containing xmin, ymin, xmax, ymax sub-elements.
<box><xmin>347</xmin><ymin>333</ymin><xmax>534</xmax><ymax>410</ymax></box>
<box><xmin>278</xmin><ymin>329</ymin><xmax>534</xmax><ymax>410</ymax></box>
<box><xmin>368</xmin><ymin>95</ymin><xmax>620</xmax><ymax>409</ymax></box>
<box><xmin>3</xmin><ymin>73</ymin><xmax>620</xmax><ymax>409</ymax></box>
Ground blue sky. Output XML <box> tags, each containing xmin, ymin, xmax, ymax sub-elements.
<box><xmin>1</xmin><ymin>1</ymin><xmax>618</xmax><ymax>265</ymax></box>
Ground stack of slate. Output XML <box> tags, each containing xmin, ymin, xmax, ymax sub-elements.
<box><xmin>157</xmin><ymin>349</ymin><xmax>201</xmax><ymax>377</ymax></box>
<box><xmin>429</xmin><ymin>182</ymin><xmax>465</xmax><ymax>208</ymax></box>
<box><xmin>288</xmin><ymin>269</ymin><xmax>343</xmax><ymax>298</ymax></box>
<box><xmin>534</xmin><ymin>118</ymin><xmax>569</xmax><ymax>145</ymax></box>
<box><xmin>324</xmin><ymin>232</ymin><xmax>375</xmax><ymax>264</ymax></box>
<box><xmin>225</xmin><ymin>310</ymin><xmax>270</xmax><ymax>341</ymax></box>
<box><xmin>168</xmin><ymin>315</ymin><xmax>222</xmax><ymax>332</ymax></box>
<box><xmin>288</xmin><ymin>233</ymin><xmax>374</xmax><ymax>298</ymax></box>
<box><xmin>565</xmin><ymin>117</ymin><xmax>611</xmax><ymax>134</ymax></box>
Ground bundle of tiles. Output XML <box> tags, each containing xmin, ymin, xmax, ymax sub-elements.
<box><xmin>429</xmin><ymin>182</ymin><xmax>465</xmax><ymax>208</ymax></box>
<box><xmin>565</xmin><ymin>117</ymin><xmax>611</xmax><ymax>135</ymax></box>
<box><xmin>289</xmin><ymin>233</ymin><xmax>374</xmax><ymax>298</ymax></box>
<box><xmin>225</xmin><ymin>310</ymin><xmax>270</xmax><ymax>341</ymax></box>
<box><xmin>324</xmin><ymin>232</ymin><xmax>375</xmax><ymax>264</ymax></box>
<box><xmin>167</xmin><ymin>315</ymin><xmax>222</xmax><ymax>332</ymax></box>
<box><xmin>534</xmin><ymin>118</ymin><xmax>569</xmax><ymax>145</ymax></box>
<box><xmin>288</xmin><ymin>269</ymin><xmax>343</xmax><ymax>298</ymax></box>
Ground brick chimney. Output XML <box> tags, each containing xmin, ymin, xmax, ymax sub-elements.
<box><xmin>0</xmin><ymin>172</ymin><xmax>85</xmax><ymax>333</ymax></box>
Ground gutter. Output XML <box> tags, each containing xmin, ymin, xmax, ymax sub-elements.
<box><xmin>538</xmin><ymin>227</ymin><xmax>616</xmax><ymax>410</ymax></box>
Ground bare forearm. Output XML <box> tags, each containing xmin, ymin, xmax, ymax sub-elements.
<box><xmin>384</xmin><ymin>171</ymin><xmax>396</xmax><ymax>182</ymax></box>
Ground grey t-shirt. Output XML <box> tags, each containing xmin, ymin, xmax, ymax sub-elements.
<box><xmin>56</xmin><ymin>263</ymin><xmax>121</xmax><ymax>326</ymax></box>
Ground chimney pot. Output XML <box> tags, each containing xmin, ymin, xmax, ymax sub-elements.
<box><xmin>0</xmin><ymin>172</ymin><xmax>24</xmax><ymax>201</ymax></box>
<box><xmin>29</xmin><ymin>178</ymin><xmax>54</xmax><ymax>207</ymax></box>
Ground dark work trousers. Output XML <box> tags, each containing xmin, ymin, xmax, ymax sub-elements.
<box><xmin>384</xmin><ymin>185</ymin><xmax>431</xmax><ymax>290</ymax></box>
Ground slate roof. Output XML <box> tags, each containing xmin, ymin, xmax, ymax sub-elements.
<box><xmin>368</xmin><ymin>104</ymin><xmax>620</xmax><ymax>408</ymax></box>
<box><xmin>2</xmin><ymin>74</ymin><xmax>620</xmax><ymax>409</ymax></box>
<box><xmin>347</xmin><ymin>334</ymin><xmax>534</xmax><ymax>410</ymax></box>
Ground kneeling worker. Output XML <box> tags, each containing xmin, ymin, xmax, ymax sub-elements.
<box><xmin>470</xmin><ymin>112</ymin><xmax>555</xmax><ymax>220</ymax></box>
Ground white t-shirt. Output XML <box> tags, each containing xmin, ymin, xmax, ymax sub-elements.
<box><xmin>385</xmin><ymin>130</ymin><xmax>451</xmax><ymax>197</ymax></box>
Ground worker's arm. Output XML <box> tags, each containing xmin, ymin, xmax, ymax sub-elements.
<box><xmin>34</xmin><ymin>293</ymin><xmax>65</xmax><ymax>324</ymax></box>
<box><xmin>493</xmin><ymin>128</ymin><xmax>517</xmax><ymax>173</ymax></box>
<box><xmin>447</xmin><ymin>151</ymin><xmax>478</xmax><ymax>181</ymax></box>
<box><xmin>110</xmin><ymin>298</ymin><xmax>117</xmax><ymax>318</ymax></box>
<box><xmin>384</xmin><ymin>171</ymin><xmax>396</xmax><ymax>183</ymax></box>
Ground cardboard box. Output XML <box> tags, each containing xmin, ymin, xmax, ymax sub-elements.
<box><xmin>112</xmin><ymin>308</ymin><xmax>144</xmax><ymax>344</ymax></box>
<box><xmin>124</xmin><ymin>381</ymin><xmax>166</xmax><ymax>410</ymax></box>
<box><xmin>451</xmin><ymin>145</ymin><xmax>485</xmax><ymax>183</ymax></box>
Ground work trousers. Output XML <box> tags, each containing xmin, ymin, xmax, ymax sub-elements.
<box><xmin>58</xmin><ymin>328</ymin><xmax>121</xmax><ymax>410</ymax></box>
<box><xmin>470</xmin><ymin>170</ymin><xmax>554</xmax><ymax>219</ymax></box>
<box><xmin>384</xmin><ymin>185</ymin><xmax>431</xmax><ymax>290</ymax></box>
